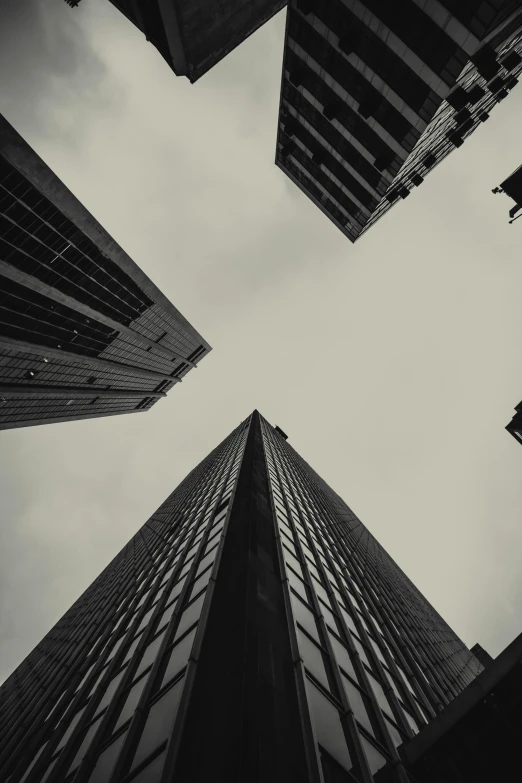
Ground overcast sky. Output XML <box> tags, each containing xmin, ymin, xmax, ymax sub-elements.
<box><xmin>1</xmin><ymin>0</ymin><xmax>522</xmax><ymax>685</ymax></box>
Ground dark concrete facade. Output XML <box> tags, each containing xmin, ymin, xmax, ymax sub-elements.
<box><xmin>275</xmin><ymin>1</ymin><xmax>522</xmax><ymax>242</ymax></box>
<box><xmin>0</xmin><ymin>114</ymin><xmax>210</xmax><ymax>429</ymax></box>
<box><xmin>0</xmin><ymin>413</ymin><xmax>485</xmax><ymax>783</ymax></box>
<box><xmin>106</xmin><ymin>0</ymin><xmax>286</xmax><ymax>82</ymax></box>
<box><xmin>382</xmin><ymin>631</ymin><xmax>522</xmax><ymax>783</ymax></box>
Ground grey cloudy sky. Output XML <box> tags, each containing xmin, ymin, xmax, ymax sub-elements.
<box><xmin>1</xmin><ymin>0</ymin><xmax>522</xmax><ymax>685</ymax></box>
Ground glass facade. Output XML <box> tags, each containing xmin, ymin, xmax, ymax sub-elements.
<box><xmin>0</xmin><ymin>412</ymin><xmax>482</xmax><ymax>783</ymax></box>
<box><xmin>0</xmin><ymin>114</ymin><xmax>210</xmax><ymax>429</ymax></box>
<box><xmin>276</xmin><ymin>0</ymin><xmax>522</xmax><ymax>242</ymax></box>
<box><xmin>0</xmin><ymin>418</ymin><xmax>247</xmax><ymax>783</ymax></box>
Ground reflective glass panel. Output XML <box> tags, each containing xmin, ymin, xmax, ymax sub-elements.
<box><xmin>174</xmin><ymin>592</ymin><xmax>206</xmax><ymax>641</ymax></box>
<box><xmin>130</xmin><ymin>750</ymin><xmax>165</xmax><ymax>782</ymax></box>
<box><xmin>366</xmin><ymin>672</ymin><xmax>393</xmax><ymax>719</ymax></box>
<box><xmin>360</xmin><ymin>735</ymin><xmax>388</xmax><ymax>774</ymax></box>
<box><xmin>341</xmin><ymin>674</ymin><xmax>374</xmax><ymax>736</ymax></box>
<box><xmin>87</xmin><ymin>731</ymin><xmax>127</xmax><ymax>783</ymax></box>
<box><xmin>68</xmin><ymin>715</ymin><xmax>102</xmax><ymax>772</ymax></box>
<box><xmin>290</xmin><ymin>594</ymin><xmax>320</xmax><ymax>642</ymax></box>
<box><xmin>327</xmin><ymin>632</ymin><xmax>357</xmax><ymax>681</ymax></box>
<box><xmin>130</xmin><ymin>679</ymin><xmax>185</xmax><ymax>771</ymax></box>
<box><xmin>297</xmin><ymin>629</ymin><xmax>330</xmax><ymax>691</ymax></box>
<box><xmin>114</xmin><ymin>676</ymin><xmax>148</xmax><ymax>732</ymax></box>
<box><xmin>305</xmin><ymin>679</ymin><xmax>352</xmax><ymax>772</ymax></box>
<box><xmin>161</xmin><ymin>627</ymin><xmax>197</xmax><ymax>689</ymax></box>
<box><xmin>135</xmin><ymin>632</ymin><xmax>166</xmax><ymax>679</ymax></box>
<box><xmin>94</xmin><ymin>670</ymin><xmax>125</xmax><ymax>717</ymax></box>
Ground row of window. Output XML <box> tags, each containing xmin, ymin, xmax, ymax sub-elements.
<box><xmin>259</xmin><ymin>422</ymin><xmax>459</xmax><ymax>780</ymax></box>
<box><xmin>4</xmin><ymin>424</ymin><xmax>250</xmax><ymax>782</ymax></box>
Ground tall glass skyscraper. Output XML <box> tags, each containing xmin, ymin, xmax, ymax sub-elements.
<box><xmin>0</xmin><ymin>412</ymin><xmax>482</xmax><ymax>783</ymax></box>
<box><xmin>0</xmin><ymin>115</ymin><xmax>210</xmax><ymax>430</ymax></box>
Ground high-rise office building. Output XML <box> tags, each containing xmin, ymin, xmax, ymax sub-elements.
<box><xmin>0</xmin><ymin>115</ymin><xmax>210</xmax><ymax>430</ymax></box>
<box><xmin>276</xmin><ymin>1</ymin><xmax>522</xmax><ymax>242</ymax></box>
<box><xmin>104</xmin><ymin>0</ymin><xmax>286</xmax><ymax>83</ymax></box>
<box><xmin>0</xmin><ymin>411</ymin><xmax>483</xmax><ymax>783</ymax></box>
<box><xmin>505</xmin><ymin>400</ymin><xmax>522</xmax><ymax>445</ymax></box>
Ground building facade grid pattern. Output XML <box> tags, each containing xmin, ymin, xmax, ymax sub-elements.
<box><xmin>0</xmin><ymin>415</ymin><xmax>482</xmax><ymax>783</ymax></box>
<box><xmin>276</xmin><ymin>0</ymin><xmax>522</xmax><ymax>242</ymax></box>
<box><xmin>0</xmin><ymin>419</ymin><xmax>249</xmax><ymax>783</ymax></box>
<box><xmin>0</xmin><ymin>116</ymin><xmax>210</xmax><ymax>429</ymax></box>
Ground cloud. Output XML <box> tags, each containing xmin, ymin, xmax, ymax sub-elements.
<box><xmin>0</xmin><ymin>0</ymin><xmax>121</xmax><ymax>145</ymax></box>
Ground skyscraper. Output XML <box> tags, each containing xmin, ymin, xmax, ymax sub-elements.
<box><xmin>104</xmin><ymin>0</ymin><xmax>286</xmax><ymax>83</ymax></box>
<box><xmin>0</xmin><ymin>115</ymin><xmax>210</xmax><ymax>430</ymax></box>
<box><xmin>0</xmin><ymin>412</ymin><xmax>483</xmax><ymax>783</ymax></box>
<box><xmin>276</xmin><ymin>1</ymin><xmax>522</xmax><ymax>242</ymax></box>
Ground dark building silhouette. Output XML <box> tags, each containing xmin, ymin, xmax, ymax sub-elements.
<box><xmin>506</xmin><ymin>400</ymin><xmax>522</xmax><ymax>445</ymax></box>
<box><xmin>493</xmin><ymin>162</ymin><xmax>522</xmax><ymax>222</ymax></box>
<box><xmin>469</xmin><ymin>642</ymin><xmax>494</xmax><ymax>668</ymax></box>
<box><xmin>276</xmin><ymin>1</ymin><xmax>522</xmax><ymax>242</ymax></box>
<box><xmin>0</xmin><ymin>411</ymin><xmax>484</xmax><ymax>783</ymax></box>
<box><xmin>0</xmin><ymin>115</ymin><xmax>210</xmax><ymax>430</ymax></box>
<box><xmin>375</xmin><ymin>632</ymin><xmax>522</xmax><ymax>783</ymax></box>
<box><xmin>105</xmin><ymin>0</ymin><xmax>286</xmax><ymax>83</ymax></box>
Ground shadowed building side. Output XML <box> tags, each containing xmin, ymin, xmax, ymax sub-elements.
<box><xmin>0</xmin><ymin>115</ymin><xmax>210</xmax><ymax>429</ymax></box>
<box><xmin>104</xmin><ymin>0</ymin><xmax>286</xmax><ymax>83</ymax></box>
<box><xmin>276</xmin><ymin>0</ymin><xmax>522</xmax><ymax>242</ymax></box>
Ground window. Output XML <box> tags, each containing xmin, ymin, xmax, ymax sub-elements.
<box><xmin>290</xmin><ymin>593</ymin><xmax>320</xmax><ymax>642</ymax></box>
<box><xmin>156</xmin><ymin>602</ymin><xmax>177</xmax><ymax>633</ymax></box>
<box><xmin>164</xmin><ymin>577</ymin><xmax>186</xmax><ymax>608</ymax></box>
<box><xmin>18</xmin><ymin>741</ymin><xmax>48</xmax><ymax>782</ymax></box>
<box><xmin>351</xmin><ymin>635</ymin><xmax>371</xmax><ymax>668</ymax></box>
<box><xmin>366</xmin><ymin>672</ymin><xmax>393</xmax><ymax>720</ymax></box>
<box><xmin>187</xmin><ymin>566</ymin><xmax>212</xmax><ymax>599</ymax></box>
<box><xmin>359</xmin><ymin>735</ymin><xmax>388</xmax><ymax>775</ymax></box>
<box><xmin>318</xmin><ymin>599</ymin><xmax>338</xmax><ymax>633</ymax></box>
<box><xmin>56</xmin><ymin>706</ymin><xmax>85</xmax><ymax>752</ymax></box>
<box><xmin>67</xmin><ymin>715</ymin><xmax>102</xmax><ymax>773</ymax></box>
<box><xmin>174</xmin><ymin>591</ymin><xmax>206</xmax><ymax>641</ymax></box>
<box><xmin>195</xmin><ymin>550</ymin><xmax>216</xmax><ymax>578</ymax></box>
<box><xmin>129</xmin><ymin>750</ymin><xmax>165</xmax><ymax>782</ymax></box>
<box><xmin>384</xmin><ymin>716</ymin><xmax>404</xmax><ymax>748</ymax></box>
<box><xmin>284</xmin><ymin>547</ymin><xmax>304</xmax><ymax>579</ymax></box>
<box><xmin>94</xmin><ymin>670</ymin><xmax>125</xmax><ymax>717</ymax></box>
<box><xmin>135</xmin><ymin>607</ymin><xmax>156</xmax><ymax>635</ymax></box>
<box><xmin>341</xmin><ymin>675</ymin><xmax>374</xmax><ymax>736</ymax></box>
<box><xmin>114</xmin><ymin>675</ymin><xmax>148</xmax><ymax>732</ymax></box>
<box><xmin>327</xmin><ymin>632</ymin><xmax>357</xmax><ymax>681</ymax></box>
<box><xmin>339</xmin><ymin>607</ymin><xmax>358</xmax><ymax>636</ymax></box>
<box><xmin>135</xmin><ymin>632</ymin><xmax>166</xmax><ymax>679</ymax></box>
<box><xmin>123</xmin><ymin>633</ymin><xmax>144</xmax><ymax>665</ymax></box>
<box><xmin>311</xmin><ymin>576</ymin><xmax>330</xmax><ymax>605</ymax></box>
<box><xmin>287</xmin><ymin>569</ymin><xmax>309</xmax><ymax>604</ymax></box>
<box><xmin>297</xmin><ymin>628</ymin><xmax>330</xmax><ymax>691</ymax></box>
<box><xmin>305</xmin><ymin>679</ymin><xmax>352</xmax><ymax>772</ymax></box>
<box><xmin>88</xmin><ymin>731</ymin><xmax>128</xmax><ymax>783</ymax></box>
<box><xmin>161</xmin><ymin>627</ymin><xmax>197</xmax><ymax>689</ymax></box>
<box><xmin>402</xmin><ymin>709</ymin><xmax>419</xmax><ymax>735</ymax></box>
<box><xmin>130</xmin><ymin>678</ymin><xmax>185</xmax><ymax>772</ymax></box>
